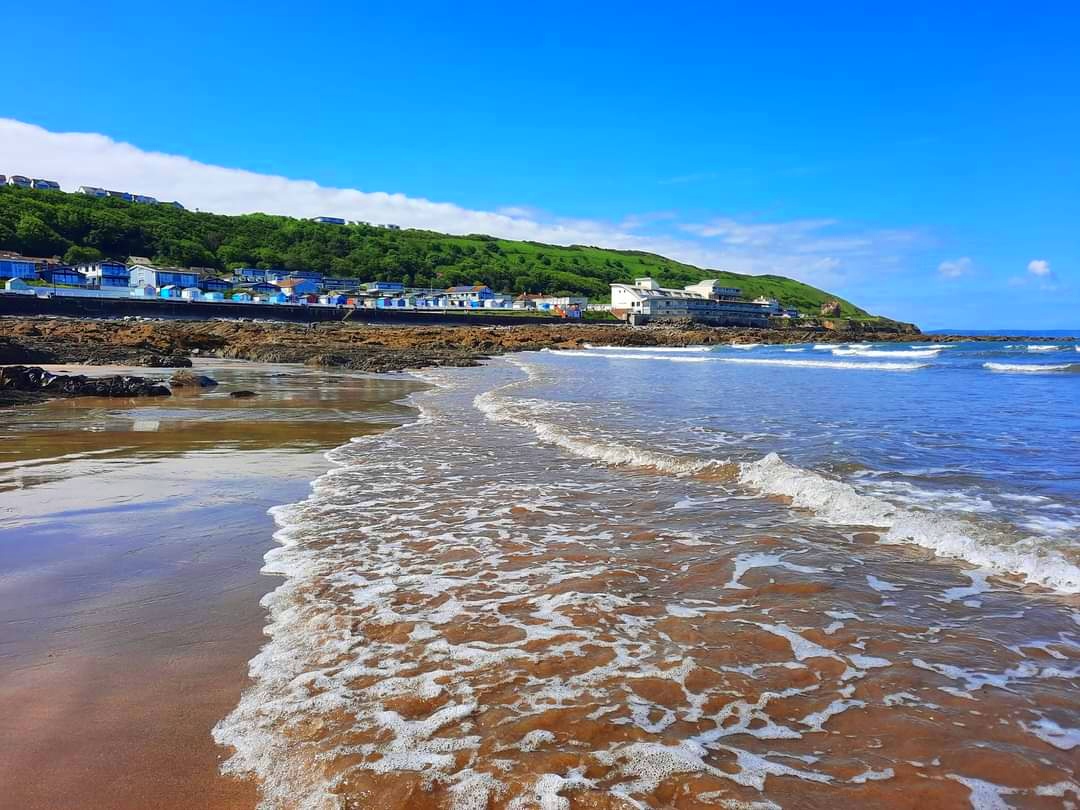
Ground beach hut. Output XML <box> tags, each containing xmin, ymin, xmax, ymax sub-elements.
<box><xmin>203</xmin><ymin>291</ymin><xmax>225</xmax><ymax>301</ymax></box>
<box><xmin>4</xmin><ymin>277</ymin><xmax>31</xmax><ymax>292</ymax></box>
<box><xmin>158</xmin><ymin>284</ymin><xmax>181</xmax><ymax>298</ymax></box>
<box><xmin>181</xmin><ymin>287</ymin><xmax>202</xmax><ymax>300</ymax></box>
<box><xmin>232</xmin><ymin>292</ymin><xmax>252</xmax><ymax>303</ymax></box>
<box><xmin>129</xmin><ymin>284</ymin><xmax>157</xmax><ymax>298</ymax></box>
<box><xmin>268</xmin><ymin>291</ymin><xmax>290</xmax><ymax>304</ymax></box>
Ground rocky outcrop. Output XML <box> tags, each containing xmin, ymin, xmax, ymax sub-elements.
<box><xmin>170</xmin><ymin>370</ymin><xmax>218</xmax><ymax>388</ymax></box>
<box><xmin>0</xmin><ymin>317</ymin><xmax>1066</xmax><ymax>388</ymax></box>
<box><xmin>0</xmin><ymin>365</ymin><xmax>171</xmax><ymax>407</ymax></box>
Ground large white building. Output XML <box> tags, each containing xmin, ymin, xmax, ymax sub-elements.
<box><xmin>610</xmin><ymin>278</ymin><xmax>772</xmax><ymax>326</ymax></box>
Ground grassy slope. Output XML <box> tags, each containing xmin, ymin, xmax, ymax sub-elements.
<box><xmin>0</xmin><ymin>187</ymin><xmax>873</xmax><ymax>318</ymax></box>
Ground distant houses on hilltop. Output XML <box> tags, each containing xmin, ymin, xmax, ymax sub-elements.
<box><xmin>0</xmin><ymin>180</ymin><xmax>807</xmax><ymax>322</ymax></box>
<box><xmin>0</xmin><ymin>248</ymin><xmax>805</xmax><ymax>323</ymax></box>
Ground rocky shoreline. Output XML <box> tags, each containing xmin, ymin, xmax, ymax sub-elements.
<box><xmin>0</xmin><ymin>317</ymin><xmax>1072</xmax><ymax>405</ymax></box>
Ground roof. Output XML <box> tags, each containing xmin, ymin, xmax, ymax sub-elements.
<box><xmin>274</xmin><ymin>278</ymin><xmax>313</xmax><ymax>288</ymax></box>
<box><xmin>447</xmin><ymin>285</ymin><xmax>491</xmax><ymax>293</ymax></box>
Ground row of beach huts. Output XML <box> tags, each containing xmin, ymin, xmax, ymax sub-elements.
<box><xmin>0</xmin><ymin>252</ymin><xmax>587</xmax><ymax>315</ymax></box>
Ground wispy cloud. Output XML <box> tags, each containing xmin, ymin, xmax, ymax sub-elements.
<box><xmin>0</xmin><ymin>118</ymin><xmax>923</xmax><ymax>295</ymax></box>
<box><xmin>1027</xmin><ymin>259</ymin><xmax>1051</xmax><ymax>277</ymax></box>
<box><xmin>938</xmin><ymin>256</ymin><xmax>973</xmax><ymax>278</ymax></box>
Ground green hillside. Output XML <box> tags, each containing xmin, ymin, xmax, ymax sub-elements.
<box><xmin>0</xmin><ymin>186</ymin><xmax>871</xmax><ymax>317</ymax></box>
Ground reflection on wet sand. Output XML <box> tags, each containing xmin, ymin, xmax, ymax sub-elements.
<box><xmin>0</xmin><ymin>360</ymin><xmax>423</xmax><ymax>810</ymax></box>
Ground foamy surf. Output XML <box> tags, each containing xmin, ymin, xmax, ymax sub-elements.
<box><xmin>547</xmin><ymin>349</ymin><xmax>712</xmax><ymax>363</ymax></box>
<box><xmin>216</xmin><ymin>361</ymin><xmax>1080</xmax><ymax>810</ymax></box>
<box><xmin>582</xmin><ymin>343</ymin><xmax>712</xmax><ymax>353</ymax></box>
<box><xmin>984</xmin><ymin>362</ymin><xmax>1077</xmax><ymax>374</ymax></box>
<box><xmin>477</xmin><ymin>374</ymin><xmax>1078</xmax><ymax>593</ymax></box>
<box><xmin>831</xmin><ymin>347</ymin><xmax>941</xmax><ymax>358</ymax></box>
<box><xmin>737</xmin><ymin>453</ymin><xmax>1080</xmax><ymax>593</ymax></box>
<box><xmin>720</xmin><ymin>357</ymin><xmax>928</xmax><ymax>371</ymax></box>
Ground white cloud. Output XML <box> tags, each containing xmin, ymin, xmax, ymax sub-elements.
<box><xmin>0</xmin><ymin>118</ymin><xmax>919</xmax><ymax>292</ymax></box>
<box><xmin>1027</xmin><ymin>259</ymin><xmax>1051</xmax><ymax>277</ymax></box>
<box><xmin>938</xmin><ymin>256</ymin><xmax>973</xmax><ymax>278</ymax></box>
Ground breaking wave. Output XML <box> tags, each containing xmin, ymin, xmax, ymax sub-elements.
<box><xmin>475</xmin><ymin>382</ymin><xmax>1080</xmax><ymax>594</ymax></box>
<box><xmin>720</xmin><ymin>357</ymin><xmax>928</xmax><ymax>371</ymax></box>
<box><xmin>737</xmin><ymin>453</ymin><xmax>1080</xmax><ymax>594</ymax></box>
<box><xmin>581</xmin><ymin>343</ymin><xmax>713</xmax><ymax>353</ymax></box>
<box><xmin>984</xmin><ymin>362</ymin><xmax>1078</xmax><ymax>374</ymax></box>
<box><xmin>546</xmin><ymin>349</ymin><xmax>712</xmax><ymax>363</ymax></box>
<box><xmin>831</xmin><ymin>347</ymin><xmax>942</xmax><ymax>358</ymax></box>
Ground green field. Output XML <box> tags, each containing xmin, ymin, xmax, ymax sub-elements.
<box><xmin>0</xmin><ymin>186</ymin><xmax>873</xmax><ymax>318</ymax></box>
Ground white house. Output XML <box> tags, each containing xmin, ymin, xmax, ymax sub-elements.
<box><xmin>77</xmin><ymin>260</ymin><xmax>130</xmax><ymax>288</ymax></box>
<box><xmin>181</xmin><ymin>287</ymin><xmax>202</xmax><ymax>300</ymax></box>
<box><xmin>610</xmin><ymin>278</ymin><xmax>771</xmax><ymax>326</ymax></box>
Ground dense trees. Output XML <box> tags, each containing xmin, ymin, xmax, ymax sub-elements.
<box><xmin>0</xmin><ymin>187</ymin><xmax>868</xmax><ymax>315</ymax></box>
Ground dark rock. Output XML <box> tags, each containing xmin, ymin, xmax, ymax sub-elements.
<box><xmin>229</xmin><ymin>390</ymin><xmax>257</xmax><ymax>398</ymax></box>
<box><xmin>170</xmin><ymin>370</ymin><xmax>218</xmax><ymax>388</ymax></box>
<box><xmin>0</xmin><ymin>365</ymin><xmax>171</xmax><ymax>406</ymax></box>
<box><xmin>130</xmin><ymin>354</ymin><xmax>193</xmax><ymax>368</ymax></box>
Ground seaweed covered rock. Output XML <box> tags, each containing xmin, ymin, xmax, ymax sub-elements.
<box><xmin>0</xmin><ymin>365</ymin><xmax>171</xmax><ymax>406</ymax></box>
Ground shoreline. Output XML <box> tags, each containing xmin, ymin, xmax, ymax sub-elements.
<box><xmin>0</xmin><ymin>316</ymin><xmax>1074</xmax><ymax>382</ymax></box>
<box><xmin>0</xmin><ymin>360</ymin><xmax>423</xmax><ymax>809</ymax></box>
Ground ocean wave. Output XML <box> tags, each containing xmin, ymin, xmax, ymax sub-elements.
<box><xmin>720</xmin><ymin>357</ymin><xmax>928</xmax><ymax>371</ymax></box>
<box><xmin>737</xmin><ymin>453</ymin><xmax>1080</xmax><ymax>593</ymax></box>
<box><xmin>547</xmin><ymin>349</ymin><xmax>712</xmax><ymax>363</ymax></box>
<box><xmin>831</xmin><ymin>347</ymin><xmax>941</xmax><ymax>358</ymax></box>
<box><xmin>476</xmin><ymin>379</ymin><xmax>1078</xmax><ymax>593</ymax></box>
<box><xmin>475</xmin><ymin>390</ymin><xmax>720</xmax><ymax>475</ymax></box>
<box><xmin>729</xmin><ymin>343</ymin><xmax>762</xmax><ymax>349</ymax></box>
<box><xmin>1027</xmin><ymin>345</ymin><xmax>1062</xmax><ymax>352</ymax></box>
<box><xmin>983</xmin><ymin>362</ymin><xmax>1077</xmax><ymax>374</ymax></box>
<box><xmin>582</xmin><ymin>344</ymin><xmax>713</xmax><ymax>353</ymax></box>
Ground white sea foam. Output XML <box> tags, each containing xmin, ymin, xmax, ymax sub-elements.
<box><xmin>582</xmin><ymin>344</ymin><xmax>713</xmax><ymax>353</ymax></box>
<box><xmin>1027</xmin><ymin>344</ymin><xmax>1062</xmax><ymax>352</ymax></box>
<box><xmin>831</xmin><ymin>347</ymin><xmax>941</xmax><ymax>358</ymax></box>
<box><xmin>783</xmin><ymin>347</ymin><xmax>806</xmax><ymax>352</ymax></box>
<box><xmin>730</xmin><ymin>343</ymin><xmax>762</xmax><ymax>349</ymax></box>
<box><xmin>720</xmin><ymin>357</ymin><xmax>928</xmax><ymax>372</ymax></box>
<box><xmin>549</xmin><ymin>349</ymin><xmax>711</xmax><ymax>363</ymax></box>
<box><xmin>474</xmin><ymin>390</ymin><xmax>717</xmax><ymax>476</ymax></box>
<box><xmin>983</xmin><ymin>362</ymin><xmax>1076</xmax><ymax>373</ymax></box>
<box><xmin>737</xmin><ymin>453</ymin><xmax>1080</xmax><ymax>593</ymax></box>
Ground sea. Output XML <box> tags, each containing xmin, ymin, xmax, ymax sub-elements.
<box><xmin>214</xmin><ymin>339</ymin><xmax>1080</xmax><ymax>809</ymax></box>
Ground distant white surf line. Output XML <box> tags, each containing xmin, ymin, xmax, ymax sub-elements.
<box><xmin>738</xmin><ymin>453</ymin><xmax>1080</xmax><ymax>594</ymax></box>
<box><xmin>582</xmin><ymin>344</ymin><xmax>712</xmax><ymax>353</ymax></box>
<box><xmin>547</xmin><ymin>349</ymin><xmax>711</xmax><ymax>362</ymax></box>
<box><xmin>1028</xmin><ymin>345</ymin><xmax>1062</xmax><ymax>352</ymax></box>
<box><xmin>729</xmin><ymin>343</ymin><xmax>762</xmax><ymax>349</ymax></box>
<box><xmin>832</xmin><ymin>347</ymin><xmax>941</xmax><ymax>358</ymax></box>
<box><xmin>720</xmin><ymin>357</ymin><xmax>928</xmax><ymax>371</ymax></box>
<box><xmin>984</xmin><ymin>362</ymin><xmax>1077</xmax><ymax>374</ymax></box>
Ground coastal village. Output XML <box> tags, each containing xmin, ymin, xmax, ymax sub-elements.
<box><xmin>0</xmin><ymin>174</ymin><xmax>805</xmax><ymax>326</ymax></box>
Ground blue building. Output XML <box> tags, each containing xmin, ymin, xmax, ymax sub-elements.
<box><xmin>366</xmin><ymin>281</ymin><xmax>405</xmax><ymax>294</ymax></box>
<box><xmin>38</xmin><ymin>266</ymin><xmax>84</xmax><ymax>286</ymax></box>
<box><xmin>76</xmin><ymin>260</ymin><xmax>130</xmax><ymax>288</ymax></box>
<box><xmin>233</xmin><ymin>267</ymin><xmax>268</xmax><ymax>283</ymax></box>
<box><xmin>311</xmin><ymin>216</ymin><xmax>346</xmax><ymax>225</ymax></box>
<box><xmin>129</xmin><ymin>264</ymin><xmax>200</xmax><ymax>289</ymax></box>
<box><xmin>198</xmin><ymin>277</ymin><xmax>233</xmax><ymax>293</ymax></box>
<box><xmin>0</xmin><ymin>255</ymin><xmax>37</xmax><ymax>280</ymax></box>
<box><xmin>267</xmin><ymin>268</ymin><xmax>323</xmax><ymax>284</ymax></box>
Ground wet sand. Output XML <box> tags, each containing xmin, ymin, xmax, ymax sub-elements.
<box><xmin>0</xmin><ymin>360</ymin><xmax>423</xmax><ymax>809</ymax></box>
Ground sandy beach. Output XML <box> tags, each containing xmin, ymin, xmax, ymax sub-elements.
<box><xmin>0</xmin><ymin>360</ymin><xmax>422</xmax><ymax>809</ymax></box>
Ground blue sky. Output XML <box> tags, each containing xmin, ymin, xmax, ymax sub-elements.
<box><xmin>2</xmin><ymin>1</ymin><xmax>1078</xmax><ymax>328</ymax></box>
